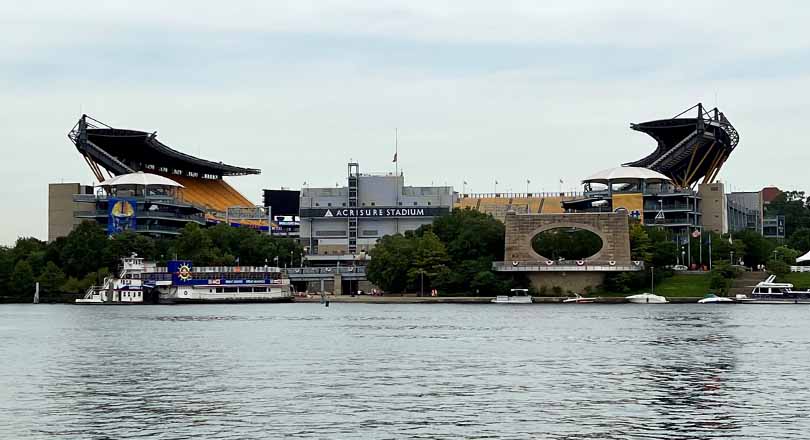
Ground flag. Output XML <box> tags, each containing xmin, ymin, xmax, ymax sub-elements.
<box><xmin>559</xmin><ymin>178</ymin><xmax>563</xmax><ymax>184</ymax></box>
<box><xmin>527</xmin><ymin>179</ymin><xmax>531</xmax><ymax>184</ymax></box>
<box><xmin>728</xmin><ymin>235</ymin><xmax>733</xmax><ymax>245</ymax></box>
<box><xmin>392</xmin><ymin>152</ymin><xmax>397</xmax><ymax>162</ymax></box>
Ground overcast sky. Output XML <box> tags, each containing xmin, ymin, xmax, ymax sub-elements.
<box><xmin>2</xmin><ymin>1</ymin><xmax>809</xmax><ymax>244</ymax></box>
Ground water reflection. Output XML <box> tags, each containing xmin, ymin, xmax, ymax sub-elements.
<box><xmin>1</xmin><ymin>304</ymin><xmax>810</xmax><ymax>439</ymax></box>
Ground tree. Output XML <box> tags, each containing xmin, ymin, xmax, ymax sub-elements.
<box><xmin>629</xmin><ymin>223</ymin><xmax>653</xmax><ymax>263</ymax></box>
<box><xmin>788</xmin><ymin>227</ymin><xmax>810</xmax><ymax>254</ymax></box>
<box><xmin>10</xmin><ymin>260</ymin><xmax>35</xmax><ymax>297</ymax></box>
<box><xmin>60</xmin><ymin>222</ymin><xmax>110</xmax><ymax>278</ymax></box>
<box><xmin>733</xmin><ymin>229</ymin><xmax>775</xmax><ymax>268</ymax></box>
<box><xmin>367</xmin><ymin>234</ymin><xmax>416</xmax><ymax>293</ymax></box>
<box><xmin>37</xmin><ymin>261</ymin><xmax>66</xmax><ymax>294</ymax></box>
<box><xmin>406</xmin><ymin>231</ymin><xmax>450</xmax><ymax>293</ymax></box>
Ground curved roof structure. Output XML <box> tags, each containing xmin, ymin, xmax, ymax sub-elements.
<box><xmin>623</xmin><ymin>103</ymin><xmax>739</xmax><ymax>188</ymax></box>
<box><xmin>68</xmin><ymin>115</ymin><xmax>260</xmax><ymax>181</ymax></box>
<box><xmin>583</xmin><ymin>166</ymin><xmax>671</xmax><ymax>184</ymax></box>
<box><xmin>101</xmin><ymin>172</ymin><xmax>184</xmax><ymax>188</ymax></box>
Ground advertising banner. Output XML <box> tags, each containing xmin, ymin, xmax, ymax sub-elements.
<box><xmin>107</xmin><ymin>198</ymin><xmax>137</xmax><ymax>235</ymax></box>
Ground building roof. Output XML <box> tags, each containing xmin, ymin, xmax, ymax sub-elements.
<box><xmin>583</xmin><ymin>166</ymin><xmax>672</xmax><ymax>184</ymax></box>
<box><xmin>69</xmin><ymin>115</ymin><xmax>260</xmax><ymax>178</ymax></box>
<box><xmin>761</xmin><ymin>186</ymin><xmax>782</xmax><ymax>204</ymax></box>
<box><xmin>100</xmin><ymin>172</ymin><xmax>184</xmax><ymax>188</ymax></box>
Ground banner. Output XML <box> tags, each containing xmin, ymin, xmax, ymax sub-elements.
<box><xmin>168</xmin><ymin>260</ymin><xmax>194</xmax><ymax>285</ymax></box>
<box><xmin>300</xmin><ymin>206</ymin><xmax>450</xmax><ymax>218</ymax></box>
<box><xmin>612</xmin><ymin>193</ymin><xmax>644</xmax><ymax>222</ymax></box>
<box><xmin>107</xmin><ymin>198</ymin><xmax>137</xmax><ymax>235</ymax></box>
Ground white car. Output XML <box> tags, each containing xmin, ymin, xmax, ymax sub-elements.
<box><xmin>672</xmin><ymin>265</ymin><xmax>688</xmax><ymax>271</ymax></box>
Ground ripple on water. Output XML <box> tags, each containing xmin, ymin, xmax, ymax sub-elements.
<box><xmin>1</xmin><ymin>303</ymin><xmax>810</xmax><ymax>439</ymax></box>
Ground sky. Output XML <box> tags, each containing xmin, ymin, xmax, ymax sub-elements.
<box><xmin>2</xmin><ymin>0</ymin><xmax>810</xmax><ymax>245</ymax></box>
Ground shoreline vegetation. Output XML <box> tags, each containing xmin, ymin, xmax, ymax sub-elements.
<box><xmin>3</xmin><ymin>199</ymin><xmax>810</xmax><ymax>303</ymax></box>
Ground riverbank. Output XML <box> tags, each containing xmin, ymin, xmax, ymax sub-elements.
<box><xmin>294</xmin><ymin>294</ymin><xmax>705</xmax><ymax>304</ymax></box>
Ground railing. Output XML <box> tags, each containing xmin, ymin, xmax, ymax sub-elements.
<box><xmin>74</xmin><ymin>210</ymin><xmax>205</xmax><ymax>222</ymax></box>
<box><xmin>462</xmin><ymin>191</ymin><xmax>583</xmax><ymax>199</ymax></box>
<box><xmin>791</xmin><ymin>266</ymin><xmax>810</xmax><ymax>273</ymax></box>
<box><xmin>285</xmin><ymin>266</ymin><xmax>367</xmax><ymax>275</ymax></box>
<box><xmin>493</xmin><ymin>261</ymin><xmax>643</xmax><ymax>272</ymax></box>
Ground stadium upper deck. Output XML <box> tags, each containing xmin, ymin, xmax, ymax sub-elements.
<box><xmin>623</xmin><ymin>103</ymin><xmax>739</xmax><ymax>188</ymax></box>
<box><xmin>67</xmin><ymin>115</ymin><xmax>262</xmax><ymax>221</ymax></box>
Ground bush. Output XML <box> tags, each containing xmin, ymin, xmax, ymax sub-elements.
<box><xmin>766</xmin><ymin>259</ymin><xmax>791</xmax><ymax>274</ymax></box>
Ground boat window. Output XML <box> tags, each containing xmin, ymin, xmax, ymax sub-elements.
<box><xmin>224</xmin><ymin>287</ymin><xmax>238</xmax><ymax>293</ymax></box>
<box><xmin>216</xmin><ymin>288</ymin><xmax>223</xmax><ymax>293</ymax></box>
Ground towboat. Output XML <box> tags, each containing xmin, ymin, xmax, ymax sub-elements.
<box><xmin>735</xmin><ymin>275</ymin><xmax>810</xmax><ymax>304</ymax></box>
<box><xmin>76</xmin><ymin>255</ymin><xmax>293</xmax><ymax>305</ymax></box>
<box><xmin>491</xmin><ymin>289</ymin><xmax>533</xmax><ymax>304</ymax></box>
<box><xmin>697</xmin><ymin>293</ymin><xmax>734</xmax><ymax>304</ymax></box>
<box><xmin>626</xmin><ymin>293</ymin><xmax>668</xmax><ymax>304</ymax></box>
<box><xmin>562</xmin><ymin>293</ymin><xmax>596</xmax><ymax>304</ymax></box>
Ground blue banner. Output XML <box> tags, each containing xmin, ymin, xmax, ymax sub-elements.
<box><xmin>168</xmin><ymin>260</ymin><xmax>194</xmax><ymax>285</ymax></box>
<box><xmin>107</xmin><ymin>198</ymin><xmax>137</xmax><ymax>235</ymax></box>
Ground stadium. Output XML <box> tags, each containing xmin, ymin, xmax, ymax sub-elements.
<box><xmin>50</xmin><ymin>115</ymin><xmax>268</xmax><ymax>240</ymax></box>
<box><xmin>624</xmin><ymin>103</ymin><xmax>739</xmax><ymax>188</ymax></box>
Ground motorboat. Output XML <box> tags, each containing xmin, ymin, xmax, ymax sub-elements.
<box><xmin>735</xmin><ymin>275</ymin><xmax>810</xmax><ymax>304</ymax></box>
<box><xmin>626</xmin><ymin>267</ymin><xmax>668</xmax><ymax>304</ymax></box>
<box><xmin>626</xmin><ymin>293</ymin><xmax>668</xmax><ymax>304</ymax></box>
<box><xmin>697</xmin><ymin>293</ymin><xmax>734</xmax><ymax>304</ymax></box>
<box><xmin>562</xmin><ymin>293</ymin><xmax>596</xmax><ymax>304</ymax></box>
<box><xmin>491</xmin><ymin>289</ymin><xmax>533</xmax><ymax>304</ymax></box>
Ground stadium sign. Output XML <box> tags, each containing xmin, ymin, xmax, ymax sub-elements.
<box><xmin>300</xmin><ymin>206</ymin><xmax>449</xmax><ymax>218</ymax></box>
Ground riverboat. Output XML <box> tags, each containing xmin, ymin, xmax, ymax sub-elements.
<box><xmin>75</xmin><ymin>255</ymin><xmax>293</xmax><ymax>305</ymax></box>
<box><xmin>735</xmin><ymin>275</ymin><xmax>810</xmax><ymax>304</ymax></box>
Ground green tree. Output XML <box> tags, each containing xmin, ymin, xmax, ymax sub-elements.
<box><xmin>406</xmin><ymin>231</ymin><xmax>450</xmax><ymax>294</ymax></box>
<box><xmin>733</xmin><ymin>229</ymin><xmax>775</xmax><ymax>268</ymax></box>
<box><xmin>788</xmin><ymin>227</ymin><xmax>810</xmax><ymax>254</ymax></box>
<box><xmin>10</xmin><ymin>260</ymin><xmax>35</xmax><ymax>297</ymax></box>
<box><xmin>37</xmin><ymin>261</ymin><xmax>66</xmax><ymax>293</ymax></box>
<box><xmin>367</xmin><ymin>234</ymin><xmax>416</xmax><ymax>293</ymax></box>
<box><xmin>60</xmin><ymin>222</ymin><xmax>110</xmax><ymax>278</ymax></box>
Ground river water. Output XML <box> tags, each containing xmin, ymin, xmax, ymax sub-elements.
<box><xmin>1</xmin><ymin>303</ymin><xmax>809</xmax><ymax>439</ymax></box>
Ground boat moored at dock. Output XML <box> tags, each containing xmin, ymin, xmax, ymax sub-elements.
<box><xmin>76</xmin><ymin>255</ymin><xmax>293</xmax><ymax>305</ymax></box>
<box><xmin>735</xmin><ymin>275</ymin><xmax>810</xmax><ymax>304</ymax></box>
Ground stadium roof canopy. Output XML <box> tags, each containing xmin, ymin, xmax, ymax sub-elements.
<box><xmin>583</xmin><ymin>166</ymin><xmax>671</xmax><ymax>184</ymax></box>
<box><xmin>623</xmin><ymin>103</ymin><xmax>739</xmax><ymax>188</ymax></box>
<box><xmin>68</xmin><ymin>115</ymin><xmax>260</xmax><ymax>182</ymax></box>
<box><xmin>101</xmin><ymin>171</ymin><xmax>184</xmax><ymax>188</ymax></box>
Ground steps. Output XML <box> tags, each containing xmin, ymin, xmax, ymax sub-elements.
<box><xmin>728</xmin><ymin>271</ymin><xmax>769</xmax><ymax>297</ymax></box>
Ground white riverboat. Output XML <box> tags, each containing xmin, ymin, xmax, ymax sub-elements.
<box><xmin>76</xmin><ymin>255</ymin><xmax>293</xmax><ymax>305</ymax></box>
<box><xmin>491</xmin><ymin>289</ymin><xmax>533</xmax><ymax>304</ymax></box>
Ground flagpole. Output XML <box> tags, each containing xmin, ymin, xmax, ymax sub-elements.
<box><xmin>395</xmin><ymin>128</ymin><xmax>398</xmax><ymax>177</ymax></box>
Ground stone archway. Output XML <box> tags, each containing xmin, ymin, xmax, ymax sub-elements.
<box><xmin>503</xmin><ymin>211</ymin><xmax>631</xmax><ymax>265</ymax></box>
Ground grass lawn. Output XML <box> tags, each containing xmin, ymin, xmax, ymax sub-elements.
<box><xmin>776</xmin><ymin>272</ymin><xmax>810</xmax><ymax>288</ymax></box>
<box><xmin>599</xmin><ymin>273</ymin><xmax>712</xmax><ymax>297</ymax></box>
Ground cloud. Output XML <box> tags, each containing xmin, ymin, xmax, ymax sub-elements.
<box><xmin>2</xmin><ymin>1</ymin><xmax>810</xmax><ymax>243</ymax></box>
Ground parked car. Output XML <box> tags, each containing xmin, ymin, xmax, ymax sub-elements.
<box><xmin>673</xmin><ymin>265</ymin><xmax>688</xmax><ymax>271</ymax></box>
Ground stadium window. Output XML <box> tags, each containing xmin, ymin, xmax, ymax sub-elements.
<box><xmin>398</xmin><ymin>202</ymin><xmax>402</xmax><ymax>206</ymax></box>
<box><xmin>413</xmin><ymin>202</ymin><xmax>417</xmax><ymax>206</ymax></box>
<box><xmin>342</xmin><ymin>203</ymin><xmax>346</xmax><ymax>207</ymax></box>
<box><xmin>315</xmin><ymin>203</ymin><xmax>320</xmax><ymax>206</ymax></box>
<box><xmin>362</xmin><ymin>203</ymin><xmax>366</xmax><ymax>206</ymax></box>
<box><xmin>427</xmin><ymin>202</ymin><xmax>431</xmax><ymax>206</ymax></box>
<box><xmin>328</xmin><ymin>203</ymin><xmax>332</xmax><ymax>207</ymax></box>
<box><xmin>371</xmin><ymin>202</ymin><xmax>375</xmax><ymax>206</ymax></box>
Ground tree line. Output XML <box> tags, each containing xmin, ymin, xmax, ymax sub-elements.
<box><xmin>0</xmin><ymin>222</ymin><xmax>302</xmax><ymax>302</ymax></box>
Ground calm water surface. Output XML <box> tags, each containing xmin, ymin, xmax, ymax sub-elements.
<box><xmin>1</xmin><ymin>303</ymin><xmax>809</xmax><ymax>439</ymax></box>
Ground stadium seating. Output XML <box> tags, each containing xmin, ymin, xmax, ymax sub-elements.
<box><xmin>162</xmin><ymin>174</ymin><xmax>253</xmax><ymax>212</ymax></box>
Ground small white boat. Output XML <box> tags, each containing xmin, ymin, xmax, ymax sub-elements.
<box><xmin>626</xmin><ymin>293</ymin><xmax>668</xmax><ymax>304</ymax></box>
<box><xmin>626</xmin><ymin>267</ymin><xmax>667</xmax><ymax>304</ymax></box>
<box><xmin>697</xmin><ymin>294</ymin><xmax>734</xmax><ymax>304</ymax></box>
<box><xmin>491</xmin><ymin>289</ymin><xmax>533</xmax><ymax>304</ymax></box>
<box><xmin>562</xmin><ymin>293</ymin><xmax>596</xmax><ymax>304</ymax></box>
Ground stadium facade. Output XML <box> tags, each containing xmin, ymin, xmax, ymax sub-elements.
<box><xmin>49</xmin><ymin>115</ymin><xmax>268</xmax><ymax>240</ymax></box>
<box><xmin>300</xmin><ymin>162</ymin><xmax>455</xmax><ymax>262</ymax></box>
